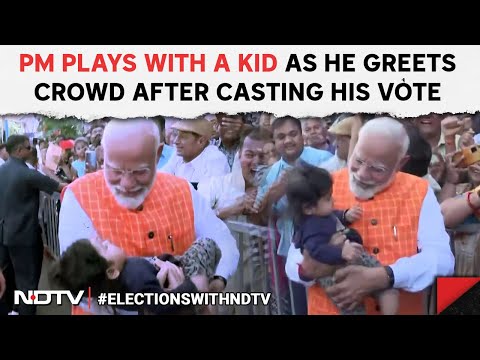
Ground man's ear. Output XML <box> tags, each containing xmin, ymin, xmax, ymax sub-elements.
<box><xmin>156</xmin><ymin>143</ymin><xmax>164</xmax><ymax>164</ymax></box>
<box><xmin>398</xmin><ymin>155</ymin><xmax>411</xmax><ymax>171</ymax></box>
<box><xmin>106</xmin><ymin>266</ymin><xmax>120</xmax><ymax>280</ymax></box>
<box><xmin>197</xmin><ymin>136</ymin><xmax>209</xmax><ymax>148</ymax></box>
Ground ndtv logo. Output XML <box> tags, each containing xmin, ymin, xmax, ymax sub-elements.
<box><xmin>14</xmin><ymin>290</ymin><xmax>89</xmax><ymax>306</ymax></box>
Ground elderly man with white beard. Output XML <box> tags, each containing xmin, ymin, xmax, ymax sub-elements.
<box><xmin>58</xmin><ymin>118</ymin><xmax>239</xmax><ymax>315</ymax></box>
<box><xmin>285</xmin><ymin>117</ymin><xmax>455</xmax><ymax>315</ymax></box>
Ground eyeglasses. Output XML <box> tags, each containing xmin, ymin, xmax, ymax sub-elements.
<box><xmin>352</xmin><ymin>157</ymin><xmax>388</xmax><ymax>175</ymax></box>
<box><xmin>105</xmin><ymin>165</ymin><xmax>151</xmax><ymax>179</ymax></box>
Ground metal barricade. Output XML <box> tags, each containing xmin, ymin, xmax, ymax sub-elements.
<box><xmin>39</xmin><ymin>192</ymin><xmax>61</xmax><ymax>259</ymax></box>
<box><xmin>448</xmin><ymin>224</ymin><xmax>480</xmax><ymax>276</ymax></box>
<box><xmin>225</xmin><ymin>220</ymin><xmax>296</xmax><ymax>315</ymax></box>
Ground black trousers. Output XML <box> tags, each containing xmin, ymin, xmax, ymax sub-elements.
<box><xmin>0</xmin><ymin>238</ymin><xmax>43</xmax><ymax>315</ymax></box>
<box><xmin>0</xmin><ymin>263</ymin><xmax>16</xmax><ymax>315</ymax></box>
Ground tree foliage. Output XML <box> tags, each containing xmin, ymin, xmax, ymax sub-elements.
<box><xmin>40</xmin><ymin>116</ymin><xmax>85</xmax><ymax>139</ymax></box>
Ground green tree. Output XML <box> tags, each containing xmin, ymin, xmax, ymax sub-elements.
<box><xmin>40</xmin><ymin>116</ymin><xmax>84</xmax><ymax>139</ymax></box>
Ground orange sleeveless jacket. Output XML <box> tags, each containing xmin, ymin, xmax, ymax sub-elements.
<box><xmin>307</xmin><ymin>169</ymin><xmax>428</xmax><ymax>315</ymax></box>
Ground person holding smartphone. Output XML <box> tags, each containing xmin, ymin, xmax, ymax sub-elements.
<box><xmin>85</xmin><ymin>149</ymin><xmax>97</xmax><ymax>174</ymax></box>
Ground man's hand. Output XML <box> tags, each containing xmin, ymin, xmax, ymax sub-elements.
<box><xmin>58</xmin><ymin>182</ymin><xmax>68</xmax><ymax>193</ymax></box>
<box><xmin>0</xmin><ymin>270</ymin><xmax>5</xmax><ymax>299</ymax></box>
<box><xmin>223</xmin><ymin>190</ymin><xmax>259</xmax><ymax>218</ymax></box>
<box><xmin>245</xmin><ymin>187</ymin><xmax>258</xmax><ymax>198</ymax></box>
<box><xmin>341</xmin><ymin>240</ymin><xmax>363</xmax><ymax>262</ymax></box>
<box><xmin>252</xmin><ymin>168</ymin><xmax>294</xmax><ymax>214</ymax></box>
<box><xmin>442</xmin><ymin>115</ymin><xmax>465</xmax><ymax>137</ymax></box>
<box><xmin>229</xmin><ymin>195</ymin><xmax>247</xmax><ymax>216</ymax></box>
<box><xmin>345</xmin><ymin>204</ymin><xmax>363</xmax><ymax>223</ymax></box>
<box><xmin>164</xmin><ymin>262</ymin><xmax>185</xmax><ymax>290</ymax></box>
<box><xmin>156</xmin><ymin>260</ymin><xmax>168</xmax><ymax>286</ymax></box>
<box><xmin>251</xmin><ymin>194</ymin><xmax>268</xmax><ymax>214</ymax></box>
<box><xmin>190</xmin><ymin>274</ymin><xmax>209</xmax><ymax>292</ymax></box>
<box><xmin>429</xmin><ymin>148</ymin><xmax>447</xmax><ymax>184</ymax></box>
<box><xmin>326</xmin><ymin>265</ymin><xmax>388</xmax><ymax>311</ymax></box>
<box><xmin>459</xmin><ymin>129</ymin><xmax>475</xmax><ymax>149</ymax></box>
<box><xmin>243</xmin><ymin>188</ymin><xmax>258</xmax><ymax>214</ymax></box>
<box><xmin>444</xmin><ymin>152</ymin><xmax>464</xmax><ymax>184</ymax></box>
<box><xmin>329</xmin><ymin>232</ymin><xmax>347</xmax><ymax>246</ymax></box>
<box><xmin>209</xmin><ymin>278</ymin><xmax>226</xmax><ymax>293</ymax></box>
<box><xmin>155</xmin><ymin>261</ymin><xmax>185</xmax><ymax>290</ymax></box>
<box><xmin>265</xmin><ymin>179</ymin><xmax>288</xmax><ymax>205</ymax></box>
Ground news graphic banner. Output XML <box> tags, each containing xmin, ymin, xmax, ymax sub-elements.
<box><xmin>436</xmin><ymin>277</ymin><xmax>480</xmax><ymax>315</ymax></box>
<box><xmin>0</xmin><ymin>45</ymin><xmax>479</xmax><ymax>120</ymax></box>
<box><xmin>14</xmin><ymin>289</ymin><xmax>271</xmax><ymax>309</ymax></box>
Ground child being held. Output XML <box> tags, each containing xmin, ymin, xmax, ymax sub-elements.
<box><xmin>285</xmin><ymin>163</ymin><xmax>398</xmax><ymax>315</ymax></box>
<box><xmin>50</xmin><ymin>237</ymin><xmax>221</xmax><ymax>315</ymax></box>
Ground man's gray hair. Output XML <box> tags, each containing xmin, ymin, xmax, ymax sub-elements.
<box><xmin>102</xmin><ymin>117</ymin><xmax>161</xmax><ymax>151</ymax></box>
<box><xmin>359</xmin><ymin>117</ymin><xmax>410</xmax><ymax>157</ymax></box>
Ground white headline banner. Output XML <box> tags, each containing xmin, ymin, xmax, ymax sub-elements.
<box><xmin>0</xmin><ymin>45</ymin><xmax>478</xmax><ymax>120</ymax></box>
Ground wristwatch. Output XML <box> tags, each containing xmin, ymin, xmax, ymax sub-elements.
<box><xmin>384</xmin><ymin>266</ymin><xmax>395</xmax><ymax>288</ymax></box>
<box><xmin>211</xmin><ymin>275</ymin><xmax>227</xmax><ymax>287</ymax></box>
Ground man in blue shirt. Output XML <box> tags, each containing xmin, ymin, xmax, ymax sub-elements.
<box><xmin>253</xmin><ymin>116</ymin><xmax>332</xmax><ymax>315</ymax></box>
<box><xmin>156</xmin><ymin>143</ymin><xmax>174</xmax><ymax>170</ymax></box>
<box><xmin>154</xmin><ymin>116</ymin><xmax>175</xmax><ymax>170</ymax></box>
<box><xmin>255</xmin><ymin>116</ymin><xmax>333</xmax><ymax>257</ymax></box>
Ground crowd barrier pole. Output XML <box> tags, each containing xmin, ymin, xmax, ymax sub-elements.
<box><xmin>225</xmin><ymin>220</ymin><xmax>294</xmax><ymax>315</ymax></box>
<box><xmin>39</xmin><ymin>192</ymin><xmax>61</xmax><ymax>259</ymax></box>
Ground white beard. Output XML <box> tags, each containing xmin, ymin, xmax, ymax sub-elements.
<box><xmin>105</xmin><ymin>178</ymin><xmax>154</xmax><ymax>210</ymax></box>
<box><xmin>349</xmin><ymin>172</ymin><xmax>393</xmax><ymax>200</ymax></box>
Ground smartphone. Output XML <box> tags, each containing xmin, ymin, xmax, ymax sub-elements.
<box><xmin>85</xmin><ymin>150</ymin><xmax>97</xmax><ymax>171</ymax></box>
<box><xmin>452</xmin><ymin>145</ymin><xmax>480</xmax><ymax>168</ymax></box>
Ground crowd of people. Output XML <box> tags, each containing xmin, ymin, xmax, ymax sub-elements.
<box><xmin>1</xmin><ymin>111</ymin><xmax>479</xmax><ymax>315</ymax></box>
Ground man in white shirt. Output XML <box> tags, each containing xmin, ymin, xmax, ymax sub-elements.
<box><xmin>161</xmin><ymin>117</ymin><xmax>230</xmax><ymax>188</ymax></box>
<box><xmin>197</xmin><ymin>127</ymin><xmax>272</xmax><ymax>220</ymax></box>
<box><xmin>198</xmin><ymin>127</ymin><xmax>272</xmax><ymax>314</ymax></box>
<box><xmin>285</xmin><ymin>117</ymin><xmax>455</xmax><ymax>315</ymax></box>
<box><xmin>301</xmin><ymin>117</ymin><xmax>335</xmax><ymax>154</ymax></box>
<box><xmin>58</xmin><ymin>118</ymin><xmax>239</xmax><ymax>315</ymax></box>
<box><xmin>320</xmin><ymin>117</ymin><xmax>351</xmax><ymax>173</ymax></box>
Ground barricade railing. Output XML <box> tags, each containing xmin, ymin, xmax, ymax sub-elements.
<box><xmin>224</xmin><ymin>220</ymin><xmax>296</xmax><ymax>315</ymax></box>
<box><xmin>39</xmin><ymin>192</ymin><xmax>61</xmax><ymax>260</ymax></box>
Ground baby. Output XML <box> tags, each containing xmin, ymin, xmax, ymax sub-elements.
<box><xmin>50</xmin><ymin>237</ymin><xmax>221</xmax><ymax>315</ymax></box>
<box><xmin>286</xmin><ymin>163</ymin><xmax>399</xmax><ymax>315</ymax></box>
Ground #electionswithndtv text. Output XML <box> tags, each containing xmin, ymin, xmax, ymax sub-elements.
<box><xmin>14</xmin><ymin>290</ymin><xmax>272</xmax><ymax>308</ymax></box>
